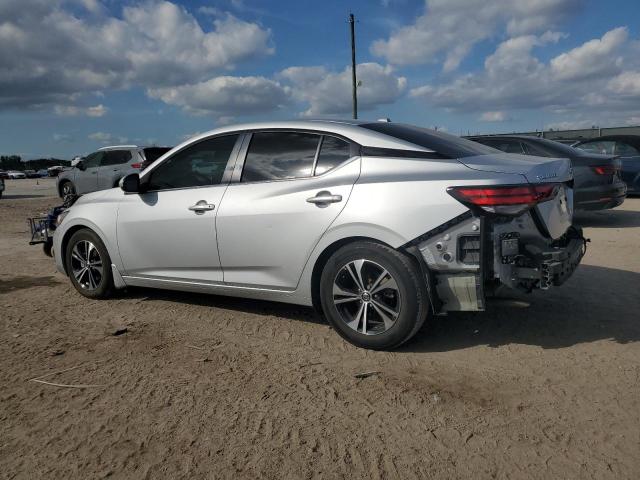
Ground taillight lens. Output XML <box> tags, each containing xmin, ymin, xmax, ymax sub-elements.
<box><xmin>131</xmin><ymin>163</ymin><xmax>143</xmax><ymax>169</ymax></box>
<box><xmin>447</xmin><ymin>183</ymin><xmax>560</xmax><ymax>216</ymax></box>
<box><xmin>591</xmin><ymin>165</ymin><xmax>617</xmax><ymax>175</ymax></box>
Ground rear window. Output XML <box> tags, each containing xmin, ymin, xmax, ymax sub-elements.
<box><xmin>361</xmin><ymin>123</ymin><xmax>497</xmax><ymax>158</ymax></box>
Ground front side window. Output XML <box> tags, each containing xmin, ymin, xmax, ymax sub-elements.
<box><xmin>315</xmin><ymin>136</ymin><xmax>351</xmax><ymax>175</ymax></box>
<box><xmin>146</xmin><ymin>135</ymin><xmax>239</xmax><ymax>190</ymax></box>
<box><xmin>82</xmin><ymin>152</ymin><xmax>103</xmax><ymax>168</ymax></box>
<box><xmin>102</xmin><ymin>150</ymin><xmax>132</xmax><ymax>166</ymax></box>
<box><xmin>577</xmin><ymin>140</ymin><xmax>615</xmax><ymax>155</ymax></box>
<box><xmin>523</xmin><ymin>142</ymin><xmax>549</xmax><ymax>157</ymax></box>
<box><xmin>494</xmin><ymin>140</ymin><xmax>525</xmax><ymax>154</ymax></box>
<box><xmin>241</xmin><ymin>132</ymin><xmax>320</xmax><ymax>182</ymax></box>
<box><xmin>614</xmin><ymin>142</ymin><xmax>640</xmax><ymax>157</ymax></box>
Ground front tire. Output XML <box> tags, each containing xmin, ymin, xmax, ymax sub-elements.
<box><xmin>60</xmin><ymin>180</ymin><xmax>75</xmax><ymax>197</ymax></box>
<box><xmin>320</xmin><ymin>241</ymin><xmax>429</xmax><ymax>350</ymax></box>
<box><xmin>65</xmin><ymin>229</ymin><xmax>114</xmax><ymax>299</ymax></box>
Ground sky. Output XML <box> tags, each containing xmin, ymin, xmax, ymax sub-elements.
<box><xmin>1</xmin><ymin>0</ymin><xmax>640</xmax><ymax>159</ymax></box>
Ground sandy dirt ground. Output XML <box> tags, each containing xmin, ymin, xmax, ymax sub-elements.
<box><xmin>1</xmin><ymin>178</ymin><xmax>639</xmax><ymax>479</ymax></box>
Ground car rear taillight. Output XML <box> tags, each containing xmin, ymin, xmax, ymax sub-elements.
<box><xmin>447</xmin><ymin>183</ymin><xmax>560</xmax><ymax>216</ymax></box>
<box><xmin>131</xmin><ymin>163</ymin><xmax>143</xmax><ymax>169</ymax></box>
<box><xmin>591</xmin><ymin>165</ymin><xmax>617</xmax><ymax>175</ymax></box>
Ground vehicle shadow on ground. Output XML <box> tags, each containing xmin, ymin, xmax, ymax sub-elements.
<box><xmin>404</xmin><ymin>264</ymin><xmax>640</xmax><ymax>353</ymax></box>
<box><xmin>119</xmin><ymin>265</ymin><xmax>640</xmax><ymax>352</ymax></box>
<box><xmin>1</xmin><ymin>194</ymin><xmax>50</xmax><ymax>199</ymax></box>
<box><xmin>121</xmin><ymin>287</ymin><xmax>325</xmax><ymax>325</ymax></box>
<box><xmin>574</xmin><ymin>208</ymin><xmax>640</xmax><ymax>228</ymax></box>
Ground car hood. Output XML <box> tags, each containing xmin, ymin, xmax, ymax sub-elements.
<box><xmin>73</xmin><ymin>187</ymin><xmax>122</xmax><ymax>206</ymax></box>
<box><xmin>457</xmin><ymin>153</ymin><xmax>573</xmax><ymax>184</ymax></box>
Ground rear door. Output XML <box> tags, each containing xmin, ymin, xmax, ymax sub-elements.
<box><xmin>98</xmin><ymin>150</ymin><xmax>133</xmax><ymax>190</ymax></box>
<box><xmin>216</xmin><ymin>131</ymin><xmax>360</xmax><ymax>289</ymax></box>
<box><xmin>75</xmin><ymin>151</ymin><xmax>102</xmax><ymax>194</ymax></box>
<box><xmin>117</xmin><ymin>134</ymin><xmax>241</xmax><ymax>283</ymax></box>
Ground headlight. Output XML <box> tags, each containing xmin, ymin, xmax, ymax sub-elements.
<box><xmin>56</xmin><ymin>209</ymin><xmax>70</xmax><ymax>226</ymax></box>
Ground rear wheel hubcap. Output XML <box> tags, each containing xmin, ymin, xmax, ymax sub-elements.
<box><xmin>332</xmin><ymin>259</ymin><xmax>401</xmax><ymax>335</ymax></box>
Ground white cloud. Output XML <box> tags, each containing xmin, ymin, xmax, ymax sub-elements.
<box><xmin>0</xmin><ymin>0</ymin><xmax>273</xmax><ymax>111</ymax></box>
<box><xmin>88</xmin><ymin>132</ymin><xmax>113</xmax><ymax>143</ymax></box>
<box><xmin>279</xmin><ymin>63</ymin><xmax>407</xmax><ymax>116</ymax></box>
<box><xmin>608</xmin><ymin>71</ymin><xmax>640</xmax><ymax>96</ymax></box>
<box><xmin>54</xmin><ymin>104</ymin><xmax>107</xmax><ymax>117</ymax></box>
<box><xmin>147</xmin><ymin>76</ymin><xmax>289</xmax><ymax>118</ymax></box>
<box><xmin>480</xmin><ymin>111</ymin><xmax>509</xmax><ymax>122</ymax></box>
<box><xmin>550</xmin><ymin>27</ymin><xmax>627</xmax><ymax>80</ymax></box>
<box><xmin>371</xmin><ymin>0</ymin><xmax>581</xmax><ymax>71</ymax></box>
<box><xmin>53</xmin><ymin>133</ymin><xmax>73</xmax><ymax>143</ymax></box>
<box><xmin>409</xmin><ymin>28</ymin><xmax>640</xmax><ymax>123</ymax></box>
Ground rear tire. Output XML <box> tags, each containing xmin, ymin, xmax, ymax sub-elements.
<box><xmin>65</xmin><ymin>229</ymin><xmax>114</xmax><ymax>299</ymax></box>
<box><xmin>319</xmin><ymin>241</ymin><xmax>429</xmax><ymax>350</ymax></box>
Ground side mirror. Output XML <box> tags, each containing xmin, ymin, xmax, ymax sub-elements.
<box><xmin>120</xmin><ymin>173</ymin><xmax>141</xmax><ymax>193</ymax></box>
<box><xmin>76</xmin><ymin>160</ymin><xmax>86</xmax><ymax>171</ymax></box>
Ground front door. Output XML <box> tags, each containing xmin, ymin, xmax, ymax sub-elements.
<box><xmin>117</xmin><ymin>134</ymin><xmax>241</xmax><ymax>283</ymax></box>
<box><xmin>217</xmin><ymin>131</ymin><xmax>360</xmax><ymax>289</ymax></box>
<box><xmin>75</xmin><ymin>151</ymin><xmax>103</xmax><ymax>194</ymax></box>
<box><xmin>98</xmin><ymin>150</ymin><xmax>133</xmax><ymax>190</ymax></box>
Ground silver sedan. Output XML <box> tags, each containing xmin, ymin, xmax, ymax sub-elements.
<box><xmin>53</xmin><ymin>120</ymin><xmax>585</xmax><ymax>349</ymax></box>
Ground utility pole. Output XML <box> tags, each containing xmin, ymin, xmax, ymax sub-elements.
<box><xmin>349</xmin><ymin>13</ymin><xmax>358</xmax><ymax>119</ymax></box>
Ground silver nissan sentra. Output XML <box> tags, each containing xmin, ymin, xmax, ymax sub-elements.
<box><xmin>53</xmin><ymin>120</ymin><xmax>585</xmax><ymax>349</ymax></box>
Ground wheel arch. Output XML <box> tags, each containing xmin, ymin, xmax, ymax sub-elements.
<box><xmin>59</xmin><ymin>222</ymin><xmax>114</xmax><ymax>276</ymax></box>
<box><xmin>310</xmin><ymin>236</ymin><xmax>394</xmax><ymax>313</ymax></box>
<box><xmin>58</xmin><ymin>178</ymin><xmax>72</xmax><ymax>197</ymax></box>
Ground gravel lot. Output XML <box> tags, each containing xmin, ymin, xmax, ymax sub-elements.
<box><xmin>1</xmin><ymin>178</ymin><xmax>639</xmax><ymax>479</ymax></box>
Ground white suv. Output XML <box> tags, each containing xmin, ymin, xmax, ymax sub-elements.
<box><xmin>56</xmin><ymin>145</ymin><xmax>171</xmax><ymax>197</ymax></box>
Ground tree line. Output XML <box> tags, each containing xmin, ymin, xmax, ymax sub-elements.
<box><xmin>0</xmin><ymin>155</ymin><xmax>70</xmax><ymax>171</ymax></box>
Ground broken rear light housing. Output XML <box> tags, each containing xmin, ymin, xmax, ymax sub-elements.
<box><xmin>447</xmin><ymin>183</ymin><xmax>561</xmax><ymax>216</ymax></box>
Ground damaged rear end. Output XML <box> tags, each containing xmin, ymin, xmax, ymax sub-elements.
<box><xmin>410</xmin><ymin>154</ymin><xmax>586</xmax><ymax>313</ymax></box>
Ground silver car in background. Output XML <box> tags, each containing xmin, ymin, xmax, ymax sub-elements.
<box><xmin>52</xmin><ymin>120</ymin><xmax>585</xmax><ymax>349</ymax></box>
<box><xmin>56</xmin><ymin>145</ymin><xmax>171</xmax><ymax>197</ymax></box>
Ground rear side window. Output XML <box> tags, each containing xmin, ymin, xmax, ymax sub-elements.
<box><xmin>102</xmin><ymin>150</ymin><xmax>132</xmax><ymax>166</ymax></box>
<box><xmin>490</xmin><ymin>140</ymin><xmax>525</xmax><ymax>154</ymax></box>
<box><xmin>315</xmin><ymin>136</ymin><xmax>351</xmax><ymax>175</ymax></box>
<box><xmin>146</xmin><ymin>135</ymin><xmax>238</xmax><ymax>190</ymax></box>
<box><xmin>242</xmin><ymin>132</ymin><xmax>320</xmax><ymax>182</ymax></box>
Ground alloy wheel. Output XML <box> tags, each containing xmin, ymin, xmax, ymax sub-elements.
<box><xmin>332</xmin><ymin>259</ymin><xmax>401</xmax><ymax>335</ymax></box>
<box><xmin>70</xmin><ymin>240</ymin><xmax>103</xmax><ymax>290</ymax></box>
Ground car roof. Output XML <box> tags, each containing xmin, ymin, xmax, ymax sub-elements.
<box><xmin>178</xmin><ymin>119</ymin><xmax>438</xmax><ymax>152</ymax></box>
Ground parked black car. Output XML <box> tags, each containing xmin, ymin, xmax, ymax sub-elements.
<box><xmin>573</xmin><ymin>135</ymin><xmax>640</xmax><ymax>195</ymax></box>
<box><xmin>467</xmin><ymin>135</ymin><xmax>626</xmax><ymax>211</ymax></box>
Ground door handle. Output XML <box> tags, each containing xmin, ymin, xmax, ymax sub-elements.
<box><xmin>306</xmin><ymin>191</ymin><xmax>342</xmax><ymax>207</ymax></box>
<box><xmin>188</xmin><ymin>200</ymin><xmax>215</xmax><ymax>214</ymax></box>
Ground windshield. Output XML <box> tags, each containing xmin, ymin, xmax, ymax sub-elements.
<box><xmin>360</xmin><ymin>123</ymin><xmax>499</xmax><ymax>158</ymax></box>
